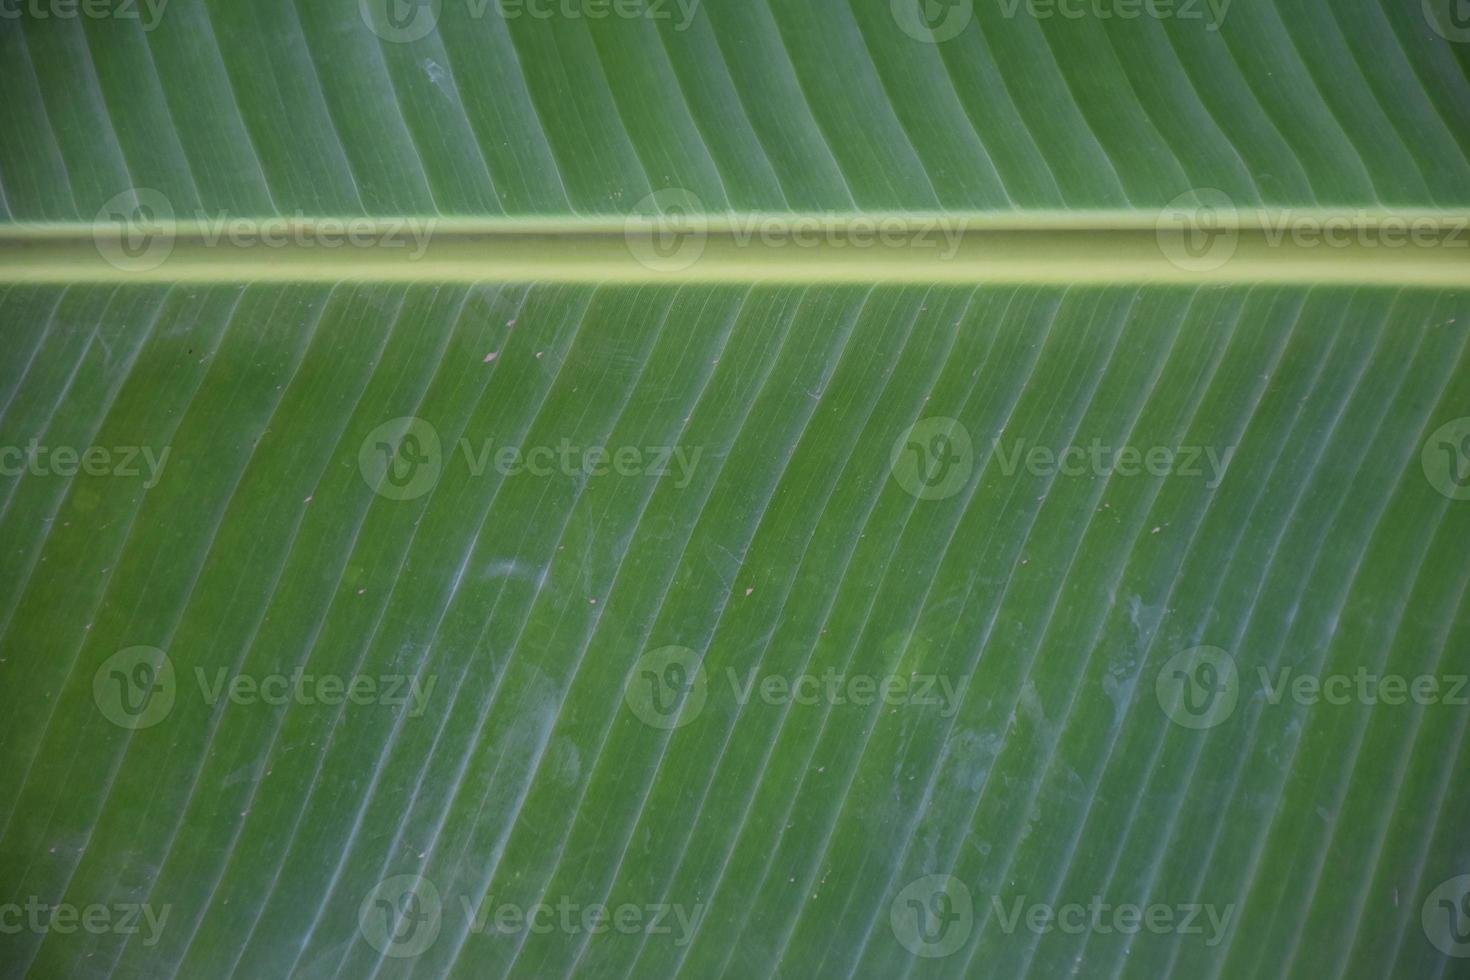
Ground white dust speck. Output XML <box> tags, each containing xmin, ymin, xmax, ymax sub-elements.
<box><xmin>420</xmin><ymin>59</ymin><xmax>451</xmax><ymax>96</ymax></box>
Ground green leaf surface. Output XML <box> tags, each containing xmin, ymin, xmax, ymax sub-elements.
<box><xmin>2</xmin><ymin>0</ymin><xmax>1470</xmax><ymax>218</ymax></box>
<box><xmin>2</xmin><ymin>3</ymin><xmax>1470</xmax><ymax>980</ymax></box>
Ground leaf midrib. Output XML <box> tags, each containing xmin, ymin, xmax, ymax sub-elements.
<box><xmin>2</xmin><ymin>212</ymin><xmax>1469</xmax><ymax>285</ymax></box>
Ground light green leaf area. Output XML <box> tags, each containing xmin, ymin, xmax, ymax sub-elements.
<box><xmin>0</xmin><ymin>0</ymin><xmax>1468</xmax><ymax>218</ymax></box>
<box><xmin>2</xmin><ymin>283</ymin><xmax>1468</xmax><ymax>980</ymax></box>
<box><xmin>2</xmin><ymin>3</ymin><xmax>1470</xmax><ymax>980</ymax></box>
